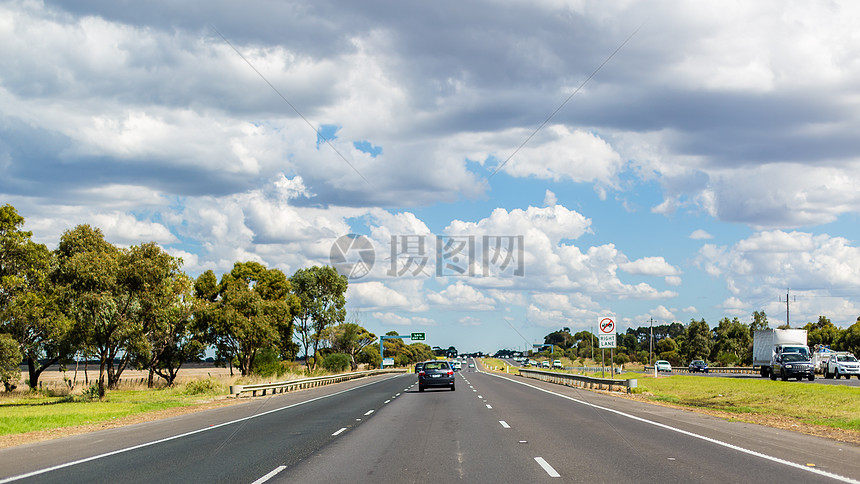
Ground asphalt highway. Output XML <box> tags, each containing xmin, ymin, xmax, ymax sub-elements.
<box><xmin>1</xmin><ymin>362</ymin><xmax>858</xmax><ymax>483</ymax></box>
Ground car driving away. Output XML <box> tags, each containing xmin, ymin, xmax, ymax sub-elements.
<box><xmin>688</xmin><ymin>360</ymin><xmax>709</xmax><ymax>373</ymax></box>
<box><xmin>418</xmin><ymin>360</ymin><xmax>455</xmax><ymax>392</ymax></box>
<box><xmin>771</xmin><ymin>352</ymin><xmax>815</xmax><ymax>381</ymax></box>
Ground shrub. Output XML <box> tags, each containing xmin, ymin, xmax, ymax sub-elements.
<box><xmin>322</xmin><ymin>353</ymin><xmax>351</xmax><ymax>372</ymax></box>
<box><xmin>183</xmin><ymin>378</ymin><xmax>222</xmax><ymax>395</ymax></box>
<box><xmin>81</xmin><ymin>383</ymin><xmax>101</xmax><ymax>402</ymax></box>
<box><xmin>252</xmin><ymin>347</ymin><xmax>285</xmax><ymax>378</ymax></box>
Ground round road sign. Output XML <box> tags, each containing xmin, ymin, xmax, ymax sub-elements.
<box><xmin>599</xmin><ymin>317</ymin><xmax>616</xmax><ymax>334</ymax></box>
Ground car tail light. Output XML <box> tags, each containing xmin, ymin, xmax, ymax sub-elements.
<box><xmin>448</xmin><ymin>370</ymin><xmax>453</xmax><ymax>376</ymax></box>
<box><xmin>419</xmin><ymin>371</ymin><xmax>425</xmax><ymax>376</ymax></box>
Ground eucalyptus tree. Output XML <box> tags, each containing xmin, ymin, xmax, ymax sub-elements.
<box><xmin>1</xmin><ymin>204</ymin><xmax>72</xmax><ymax>389</ymax></box>
<box><xmin>53</xmin><ymin>224</ymin><xmax>132</xmax><ymax>398</ymax></box>
<box><xmin>710</xmin><ymin>317</ymin><xmax>752</xmax><ymax>365</ymax></box>
<box><xmin>290</xmin><ymin>266</ymin><xmax>347</xmax><ymax>370</ymax></box>
<box><xmin>194</xmin><ymin>262</ymin><xmax>297</xmax><ymax>376</ymax></box>
<box><xmin>322</xmin><ymin>318</ymin><xmax>376</xmax><ymax>371</ymax></box>
<box><xmin>123</xmin><ymin>242</ymin><xmax>204</xmax><ymax>386</ymax></box>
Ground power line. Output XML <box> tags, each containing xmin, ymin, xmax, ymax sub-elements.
<box><xmin>487</xmin><ymin>23</ymin><xmax>643</xmax><ymax>180</ymax></box>
<box><xmin>210</xmin><ymin>25</ymin><xmax>370</xmax><ymax>185</ymax></box>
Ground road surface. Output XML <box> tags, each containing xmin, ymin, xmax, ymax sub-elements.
<box><xmin>1</xmin><ymin>362</ymin><xmax>858</xmax><ymax>483</ymax></box>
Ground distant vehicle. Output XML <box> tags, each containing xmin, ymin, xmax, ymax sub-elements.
<box><xmin>541</xmin><ymin>360</ymin><xmax>550</xmax><ymax>368</ymax></box>
<box><xmin>770</xmin><ymin>352</ymin><xmax>814</xmax><ymax>381</ymax></box>
<box><xmin>753</xmin><ymin>329</ymin><xmax>809</xmax><ymax>378</ymax></box>
<box><xmin>468</xmin><ymin>363</ymin><xmax>475</xmax><ymax>368</ymax></box>
<box><xmin>655</xmin><ymin>360</ymin><xmax>672</xmax><ymax>372</ymax></box>
<box><xmin>552</xmin><ymin>360</ymin><xmax>563</xmax><ymax>369</ymax></box>
<box><xmin>451</xmin><ymin>361</ymin><xmax>462</xmax><ymax>371</ymax></box>
<box><xmin>414</xmin><ymin>362</ymin><xmax>424</xmax><ymax>374</ymax></box>
<box><xmin>418</xmin><ymin>360</ymin><xmax>455</xmax><ymax>392</ymax></box>
<box><xmin>688</xmin><ymin>360</ymin><xmax>709</xmax><ymax>373</ymax></box>
<box><xmin>824</xmin><ymin>353</ymin><xmax>860</xmax><ymax>379</ymax></box>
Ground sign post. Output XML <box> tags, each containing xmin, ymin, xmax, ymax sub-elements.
<box><xmin>598</xmin><ymin>317</ymin><xmax>617</xmax><ymax>378</ymax></box>
<box><xmin>380</xmin><ymin>333</ymin><xmax>425</xmax><ymax>369</ymax></box>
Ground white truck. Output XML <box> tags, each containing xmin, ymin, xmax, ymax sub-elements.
<box><xmin>753</xmin><ymin>329</ymin><xmax>809</xmax><ymax>378</ymax></box>
<box><xmin>823</xmin><ymin>352</ymin><xmax>860</xmax><ymax>379</ymax></box>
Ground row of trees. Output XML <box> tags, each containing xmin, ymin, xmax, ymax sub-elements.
<box><xmin>0</xmin><ymin>204</ymin><xmax>361</xmax><ymax>397</ymax></box>
<box><xmin>540</xmin><ymin>312</ymin><xmax>860</xmax><ymax>366</ymax></box>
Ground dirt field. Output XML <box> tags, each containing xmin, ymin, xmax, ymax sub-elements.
<box><xmin>15</xmin><ymin>362</ymin><xmax>235</xmax><ymax>392</ymax></box>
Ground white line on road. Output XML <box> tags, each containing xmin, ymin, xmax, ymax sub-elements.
<box><xmin>384</xmin><ymin>399</ymin><xmax>391</xmax><ymax>404</ymax></box>
<box><xmin>251</xmin><ymin>465</ymin><xmax>287</xmax><ymax>484</ymax></box>
<box><xmin>364</xmin><ymin>409</ymin><xmax>374</xmax><ymax>416</ymax></box>
<box><xmin>332</xmin><ymin>427</ymin><xmax>347</xmax><ymax>436</ymax></box>
<box><xmin>499</xmin><ymin>420</ymin><xmax>511</xmax><ymax>429</ymax></box>
<box><xmin>534</xmin><ymin>457</ymin><xmax>560</xmax><ymax>477</ymax></box>
<box><xmin>484</xmin><ymin>371</ymin><xmax>860</xmax><ymax>484</ymax></box>
<box><xmin>486</xmin><ymin>404</ymin><xmax>493</xmax><ymax>409</ymax></box>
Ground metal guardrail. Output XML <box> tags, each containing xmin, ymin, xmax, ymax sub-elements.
<box><xmin>518</xmin><ymin>368</ymin><xmax>637</xmax><ymax>394</ymax></box>
<box><xmin>228</xmin><ymin>368</ymin><xmax>408</xmax><ymax>397</ymax></box>
<box><xmin>643</xmin><ymin>366</ymin><xmax>758</xmax><ymax>374</ymax></box>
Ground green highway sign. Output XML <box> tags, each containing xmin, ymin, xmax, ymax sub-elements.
<box><xmin>411</xmin><ymin>332</ymin><xmax>425</xmax><ymax>341</ymax></box>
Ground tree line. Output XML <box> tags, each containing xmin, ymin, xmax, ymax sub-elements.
<box><xmin>1</xmin><ymin>204</ymin><xmax>434</xmax><ymax>397</ymax></box>
<box><xmin>540</xmin><ymin>311</ymin><xmax>860</xmax><ymax>366</ymax></box>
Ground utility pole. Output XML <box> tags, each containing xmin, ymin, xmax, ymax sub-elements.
<box><xmin>649</xmin><ymin>317</ymin><xmax>654</xmax><ymax>366</ymax></box>
<box><xmin>779</xmin><ymin>288</ymin><xmax>794</xmax><ymax>328</ymax></box>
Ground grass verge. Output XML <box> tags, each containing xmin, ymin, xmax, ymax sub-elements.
<box><xmin>0</xmin><ymin>379</ymin><xmax>229</xmax><ymax>437</ymax></box>
<box><xmin>633</xmin><ymin>375</ymin><xmax>860</xmax><ymax>433</ymax></box>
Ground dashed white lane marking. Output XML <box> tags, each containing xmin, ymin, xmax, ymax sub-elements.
<box><xmin>364</xmin><ymin>409</ymin><xmax>374</xmax><ymax>416</ymax></box>
<box><xmin>485</xmin><ymin>371</ymin><xmax>860</xmax><ymax>484</ymax></box>
<box><xmin>478</xmin><ymin>395</ymin><xmax>483</xmax><ymax>399</ymax></box>
<box><xmin>534</xmin><ymin>457</ymin><xmax>561</xmax><ymax>478</ymax></box>
<box><xmin>486</xmin><ymin>404</ymin><xmax>493</xmax><ymax>409</ymax></box>
<box><xmin>332</xmin><ymin>427</ymin><xmax>347</xmax><ymax>436</ymax></box>
<box><xmin>384</xmin><ymin>399</ymin><xmax>391</xmax><ymax>404</ymax></box>
<box><xmin>499</xmin><ymin>420</ymin><xmax>511</xmax><ymax>429</ymax></box>
<box><xmin>251</xmin><ymin>465</ymin><xmax>287</xmax><ymax>484</ymax></box>
<box><xmin>396</xmin><ymin>393</ymin><xmax>402</xmax><ymax>396</ymax></box>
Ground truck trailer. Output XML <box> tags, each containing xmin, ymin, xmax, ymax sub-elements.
<box><xmin>752</xmin><ymin>329</ymin><xmax>809</xmax><ymax>378</ymax></box>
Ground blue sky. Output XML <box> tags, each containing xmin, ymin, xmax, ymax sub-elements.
<box><xmin>3</xmin><ymin>1</ymin><xmax>860</xmax><ymax>354</ymax></box>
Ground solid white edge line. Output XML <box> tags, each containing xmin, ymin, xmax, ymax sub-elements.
<box><xmin>534</xmin><ymin>457</ymin><xmax>561</xmax><ymax>477</ymax></box>
<box><xmin>332</xmin><ymin>427</ymin><xmax>347</xmax><ymax>436</ymax></box>
<box><xmin>0</xmin><ymin>374</ymin><xmax>408</xmax><ymax>484</ymax></box>
<box><xmin>499</xmin><ymin>420</ymin><xmax>511</xmax><ymax>429</ymax></box>
<box><xmin>481</xmin><ymin>370</ymin><xmax>859</xmax><ymax>484</ymax></box>
<box><xmin>251</xmin><ymin>465</ymin><xmax>287</xmax><ymax>484</ymax></box>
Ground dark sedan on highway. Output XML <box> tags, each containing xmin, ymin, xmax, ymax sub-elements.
<box><xmin>688</xmin><ymin>360</ymin><xmax>709</xmax><ymax>373</ymax></box>
<box><xmin>418</xmin><ymin>360</ymin><xmax>455</xmax><ymax>392</ymax></box>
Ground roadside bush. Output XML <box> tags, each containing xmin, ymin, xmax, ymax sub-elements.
<box><xmin>183</xmin><ymin>378</ymin><xmax>222</xmax><ymax>395</ymax></box>
<box><xmin>252</xmin><ymin>347</ymin><xmax>285</xmax><ymax>378</ymax></box>
<box><xmin>322</xmin><ymin>353</ymin><xmax>351</xmax><ymax>372</ymax></box>
<box><xmin>81</xmin><ymin>383</ymin><xmax>101</xmax><ymax>402</ymax></box>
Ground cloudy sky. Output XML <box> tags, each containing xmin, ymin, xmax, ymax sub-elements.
<box><xmin>3</xmin><ymin>0</ymin><xmax>860</xmax><ymax>353</ymax></box>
